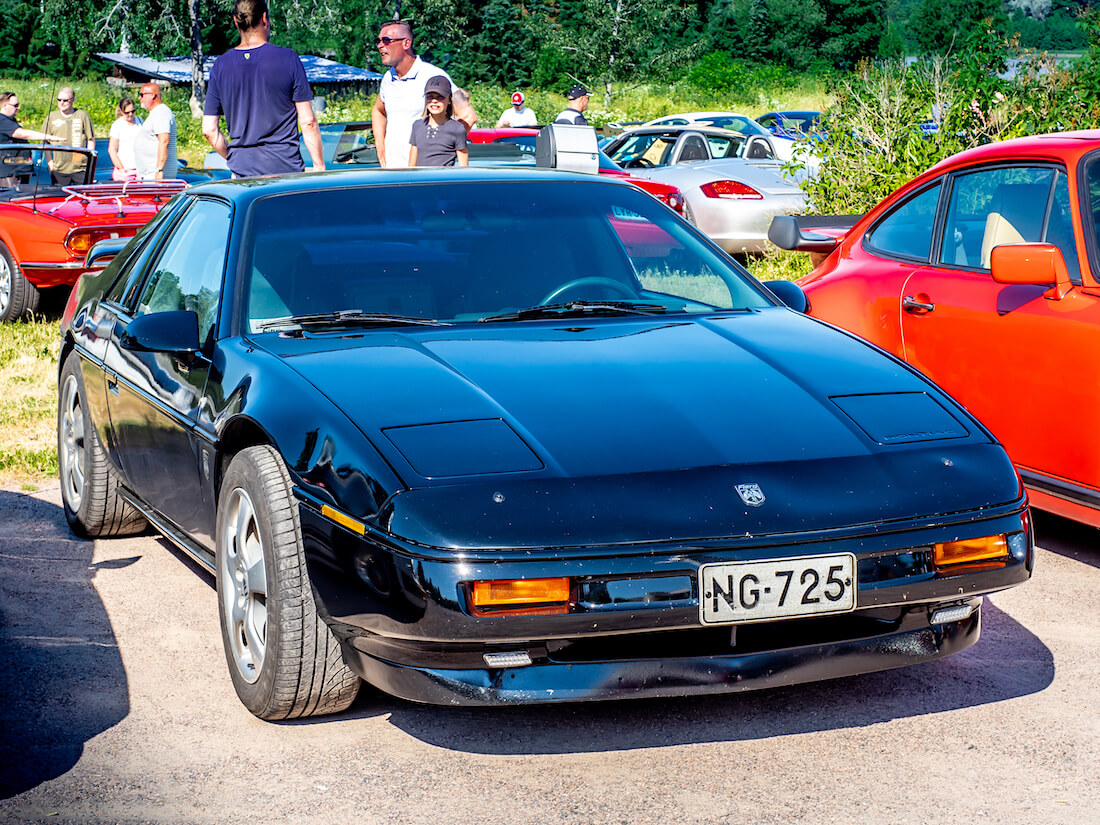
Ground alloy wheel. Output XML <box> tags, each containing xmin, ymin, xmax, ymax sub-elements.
<box><xmin>220</xmin><ymin>486</ymin><xmax>268</xmax><ymax>684</ymax></box>
<box><xmin>0</xmin><ymin>254</ymin><xmax>10</xmax><ymax>316</ymax></box>
<box><xmin>58</xmin><ymin>374</ymin><xmax>85</xmax><ymax>511</ymax></box>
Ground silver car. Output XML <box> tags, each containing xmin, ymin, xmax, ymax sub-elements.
<box><xmin>604</xmin><ymin>126</ymin><xmax>807</xmax><ymax>255</ymax></box>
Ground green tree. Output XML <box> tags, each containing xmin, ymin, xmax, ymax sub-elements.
<box><xmin>0</xmin><ymin>0</ymin><xmax>58</xmax><ymax>76</ymax></box>
<box><xmin>908</xmin><ymin>0</ymin><xmax>1006</xmax><ymax>55</ymax></box>
<box><xmin>546</xmin><ymin>0</ymin><xmax>701</xmax><ymax>105</ymax></box>
<box><xmin>705</xmin><ymin>0</ymin><xmax>752</xmax><ymax>55</ymax></box>
<box><xmin>819</xmin><ymin>0</ymin><xmax>886</xmax><ymax>68</ymax></box>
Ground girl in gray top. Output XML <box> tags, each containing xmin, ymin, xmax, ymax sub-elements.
<box><xmin>408</xmin><ymin>75</ymin><xmax>469</xmax><ymax>167</ymax></box>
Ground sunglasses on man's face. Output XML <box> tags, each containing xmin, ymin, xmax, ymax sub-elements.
<box><xmin>377</xmin><ymin>36</ymin><xmax>406</xmax><ymax>45</ymax></box>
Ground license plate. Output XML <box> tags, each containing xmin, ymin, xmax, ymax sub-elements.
<box><xmin>699</xmin><ymin>553</ymin><xmax>857</xmax><ymax>625</ymax></box>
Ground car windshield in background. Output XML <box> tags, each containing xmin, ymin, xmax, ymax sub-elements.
<box><xmin>698</xmin><ymin>115</ymin><xmax>763</xmax><ymax>135</ymax></box>
<box><xmin>244</xmin><ymin>180</ymin><xmax>771</xmax><ymax>332</ymax></box>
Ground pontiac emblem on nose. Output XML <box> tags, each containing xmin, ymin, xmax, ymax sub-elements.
<box><xmin>735</xmin><ymin>483</ymin><xmax>765</xmax><ymax>506</ymax></box>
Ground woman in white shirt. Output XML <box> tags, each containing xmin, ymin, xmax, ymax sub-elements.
<box><xmin>108</xmin><ymin>97</ymin><xmax>143</xmax><ymax>181</ymax></box>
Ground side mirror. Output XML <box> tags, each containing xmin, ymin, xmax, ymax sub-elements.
<box><xmin>85</xmin><ymin>237</ymin><xmax>130</xmax><ymax>269</ymax></box>
<box><xmin>763</xmin><ymin>279</ymin><xmax>808</xmax><ymax>313</ymax></box>
<box><xmin>768</xmin><ymin>215</ymin><xmax>839</xmax><ymax>255</ymax></box>
<box><xmin>120</xmin><ymin>310</ymin><xmax>200</xmax><ymax>355</ymax></box>
<box><xmin>990</xmin><ymin>243</ymin><xmax>1074</xmax><ymax>299</ymax></box>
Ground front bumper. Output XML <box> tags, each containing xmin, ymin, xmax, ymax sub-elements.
<box><xmin>298</xmin><ymin>499</ymin><xmax>1031</xmax><ymax>706</ymax></box>
<box><xmin>345</xmin><ymin>604</ymin><xmax>981</xmax><ymax>706</ymax></box>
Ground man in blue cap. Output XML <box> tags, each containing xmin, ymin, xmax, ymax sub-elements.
<box><xmin>554</xmin><ymin>85</ymin><xmax>590</xmax><ymax>126</ymax></box>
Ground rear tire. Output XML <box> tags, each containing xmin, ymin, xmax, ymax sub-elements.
<box><xmin>57</xmin><ymin>352</ymin><xmax>147</xmax><ymax>537</ymax></box>
<box><xmin>216</xmin><ymin>445</ymin><xmax>360</xmax><ymax>720</ymax></box>
<box><xmin>0</xmin><ymin>241</ymin><xmax>40</xmax><ymax>323</ymax></box>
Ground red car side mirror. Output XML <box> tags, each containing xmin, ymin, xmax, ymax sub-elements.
<box><xmin>990</xmin><ymin>243</ymin><xmax>1074</xmax><ymax>300</ymax></box>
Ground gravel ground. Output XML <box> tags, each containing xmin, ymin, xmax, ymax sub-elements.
<box><xmin>1</xmin><ymin>482</ymin><xmax>1097</xmax><ymax>825</ymax></box>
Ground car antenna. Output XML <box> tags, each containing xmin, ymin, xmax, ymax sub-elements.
<box><xmin>30</xmin><ymin>81</ymin><xmax>59</xmax><ymax>213</ymax></box>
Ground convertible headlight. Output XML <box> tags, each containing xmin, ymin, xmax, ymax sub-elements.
<box><xmin>933</xmin><ymin>534</ymin><xmax>1008</xmax><ymax>567</ymax></box>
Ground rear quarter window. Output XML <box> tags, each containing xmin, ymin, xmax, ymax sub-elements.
<box><xmin>865</xmin><ymin>181</ymin><xmax>942</xmax><ymax>262</ymax></box>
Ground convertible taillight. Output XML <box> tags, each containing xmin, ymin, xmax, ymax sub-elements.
<box><xmin>700</xmin><ymin>180</ymin><xmax>763</xmax><ymax>200</ymax></box>
<box><xmin>663</xmin><ymin>191</ymin><xmax>685</xmax><ymax>213</ymax></box>
<box><xmin>65</xmin><ymin>228</ymin><xmax>127</xmax><ymax>257</ymax></box>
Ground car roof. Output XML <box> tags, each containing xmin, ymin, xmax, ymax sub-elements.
<box><xmin>616</xmin><ymin>125</ymin><xmax>753</xmax><ymax>139</ymax></box>
<box><xmin>927</xmin><ymin>129</ymin><xmax>1100</xmax><ymax>173</ymax></box>
<box><xmin>652</xmin><ymin>111</ymin><xmax>751</xmax><ymax>119</ymax></box>
<box><xmin>183</xmin><ymin>167</ymin><xmax>634</xmax><ymax>207</ymax></box>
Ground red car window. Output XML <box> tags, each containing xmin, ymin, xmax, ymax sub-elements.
<box><xmin>865</xmin><ymin>182</ymin><xmax>942</xmax><ymax>262</ymax></box>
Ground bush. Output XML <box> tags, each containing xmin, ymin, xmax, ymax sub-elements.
<box><xmin>687</xmin><ymin>52</ymin><xmax>792</xmax><ymax>97</ymax></box>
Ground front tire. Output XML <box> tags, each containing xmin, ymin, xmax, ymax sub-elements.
<box><xmin>216</xmin><ymin>445</ymin><xmax>360</xmax><ymax>720</ymax></box>
<box><xmin>57</xmin><ymin>352</ymin><xmax>147</xmax><ymax>537</ymax></box>
<box><xmin>0</xmin><ymin>241</ymin><xmax>40</xmax><ymax>323</ymax></box>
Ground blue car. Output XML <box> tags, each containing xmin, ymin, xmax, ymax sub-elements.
<box><xmin>756</xmin><ymin>110</ymin><xmax>824</xmax><ymax>140</ymax></box>
<box><xmin>58</xmin><ymin>169</ymin><xmax>1032</xmax><ymax>719</ymax></box>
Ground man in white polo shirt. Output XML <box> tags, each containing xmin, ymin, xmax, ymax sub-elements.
<box><xmin>371</xmin><ymin>19</ymin><xmax>478</xmax><ymax>167</ymax></box>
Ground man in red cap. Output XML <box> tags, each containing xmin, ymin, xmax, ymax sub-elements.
<box><xmin>495</xmin><ymin>91</ymin><xmax>537</xmax><ymax>127</ymax></box>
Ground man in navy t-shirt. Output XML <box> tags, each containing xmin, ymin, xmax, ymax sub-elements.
<box><xmin>202</xmin><ymin>0</ymin><xmax>324</xmax><ymax>177</ymax></box>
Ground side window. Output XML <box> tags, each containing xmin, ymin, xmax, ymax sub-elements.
<box><xmin>865</xmin><ymin>181</ymin><xmax>942</xmax><ymax>261</ymax></box>
<box><xmin>133</xmin><ymin>198</ymin><xmax>231</xmax><ymax>345</ymax></box>
<box><xmin>103</xmin><ymin>194</ymin><xmax>191</xmax><ymax>306</ymax></box>
<box><xmin>707</xmin><ymin>134</ymin><xmax>743</xmax><ymax>158</ymax></box>
<box><xmin>939</xmin><ymin>166</ymin><xmax>1054</xmax><ymax>269</ymax></box>
<box><xmin>1048</xmin><ymin>170</ymin><xmax>1081</xmax><ymax>284</ymax></box>
<box><xmin>677</xmin><ymin>134</ymin><xmax>709</xmax><ymax>162</ymax></box>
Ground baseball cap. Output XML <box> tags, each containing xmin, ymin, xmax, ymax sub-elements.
<box><xmin>512</xmin><ymin>91</ymin><xmax>525</xmax><ymax>105</ymax></box>
<box><xmin>424</xmin><ymin>75</ymin><xmax>451</xmax><ymax>97</ymax></box>
<box><xmin>567</xmin><ymin>85</ymin><xmax>588</xmax><ymax>100</ymax></box>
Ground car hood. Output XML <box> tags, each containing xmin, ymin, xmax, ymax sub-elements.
<box><xmin>260</xmin><ymin>310</ymin><xmax>1021</xmax><ymax>547</ymax></box>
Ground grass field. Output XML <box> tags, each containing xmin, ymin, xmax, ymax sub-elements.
<box><xmin>0</xmin><ymin>311</ymin><xmax>61</xmax><ymax>489</ymax></box>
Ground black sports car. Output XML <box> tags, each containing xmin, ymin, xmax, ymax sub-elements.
<box><xmin>58</xmin><ymin>169</ymin><xmax>1033</xmax><ymax>719</ymax></box>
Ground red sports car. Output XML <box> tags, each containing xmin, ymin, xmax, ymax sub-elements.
<box><xmin>0</xmin><ymin>144</ymin><xmax>186</xmax><ymax>322</ymax></box>
<box><xmin>770</xmin><ymin>130</ymin><xmax>1100</xmax><ymax>527</ymax></box>
<box><xmin>469</xmin><ymin>128</ymin><xmax>686</xmax><ymax>215</ymax></box>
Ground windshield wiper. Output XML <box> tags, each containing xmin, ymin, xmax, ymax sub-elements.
<box><xmin>478</xmin><ymin>300</ymin><xmax>668</xmax><ymax>323</ymax></box>
<box><xmin>257</xmin><ymin>310</ymin><xmax>447</xmax><ymax>331</ymax></box>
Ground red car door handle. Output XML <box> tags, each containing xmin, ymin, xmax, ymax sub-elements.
<box><xmin>902</xmin><ymin>295</ymin><xmax>935</xmax><ymax>314</ymax></box>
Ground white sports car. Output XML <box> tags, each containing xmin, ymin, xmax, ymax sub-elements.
<box><xmin>604</xmin><ymin>126</ymin><xmax>807</xmax><ymax>255</ymax></box>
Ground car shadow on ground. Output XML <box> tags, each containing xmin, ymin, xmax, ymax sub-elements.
<box><xmin>0</xmin><ymin>489</ymin><xmax>132</xmax><ymax>799</ymax></box>
<box><xmin>1032</xmin><ymin>510</ymin><xmax>1100</xmax><ymax>570</ymax></box>
<box><xmin>359</xmin><ymin>599</ymin><xmax>1053</xmax><ymax>755</ymax></box>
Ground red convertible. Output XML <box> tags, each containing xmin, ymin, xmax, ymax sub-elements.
<box><xmin>770</xmin><ymin>130</ymin><xmax>1100</xmax><ymax>527</ymax></box>
<box><xmin>0</xmin><ymin>145</ymin><xmax>185</xmax><ymax>322</ymax></box>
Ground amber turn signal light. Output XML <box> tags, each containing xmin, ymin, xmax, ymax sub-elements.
<box><xmin>933</xmin><ymin>534</ymin><xmax>1008</xmax><ymax>567</ymax></box>
<box><xmin>470</xmin><ymin>577</ymin><xmax>571</xmax><ymax>616</ymax></box>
